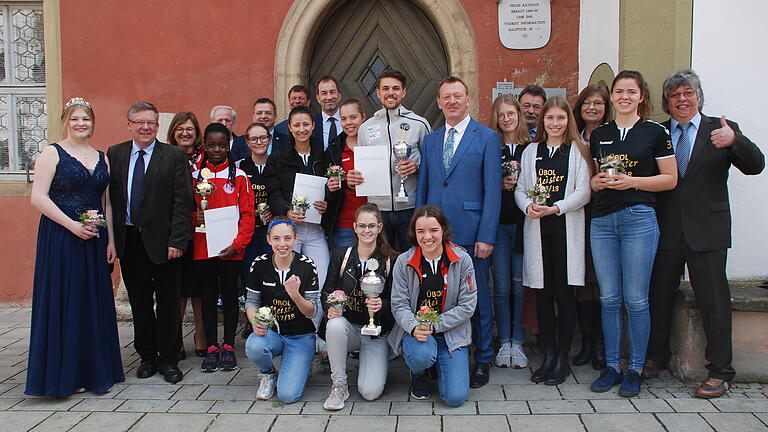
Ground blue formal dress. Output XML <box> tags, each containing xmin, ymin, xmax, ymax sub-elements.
<box><xmin>25</xmin><ymin>143</ymin><xmax>125</xmax><ymax>396</ymax></box>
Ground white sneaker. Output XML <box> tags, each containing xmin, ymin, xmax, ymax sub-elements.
<box><xmin>256</xmin><ymin>371</ymin><xmax>277</xmax><ymax>400</ymax></box>
<box><xmin>323</xmin><ymin>381</ymin><xmax>349</xmax><ymax>410</ymax></box>
<box><xmin>509</xmin><ymin>343</ymin><xmax>529</xmax><ymax>369</ymax></box>
<box><xmin>316</xmin><ymin>337</ymin><xmax>327</xmax><ymax>356</ymax></box>
<box><xmin>495</xmin><ymin>342</ymin><xmax>512</xmax><ymax>367</ymax></box>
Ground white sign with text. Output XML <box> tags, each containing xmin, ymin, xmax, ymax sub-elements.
<box><xmin>498</xmin><ymin>0</ymin><xmax>551</xmax><ymax>49</ymax></box>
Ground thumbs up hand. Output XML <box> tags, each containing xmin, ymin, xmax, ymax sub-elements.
<box><xmin>711</xmin><ymin>116</ymin><xmax>735</xmax><ymax>148</ymax></box>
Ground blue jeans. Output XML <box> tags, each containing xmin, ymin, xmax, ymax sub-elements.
<box><xmin>381</xmin><ymin>208</ymin><xmax>414</xmax><ymax>252</ymax></box>
<box><xmin>244</xmin><ymin>330</ymin><xmax>315</xmax><ymax>403</ymax></box>
<box><xmin>402</xmin><ymin>333</ymin><xmax>469</xmax><ymax>407</ymax></box>
<box><xmin>590</xmin><ymin>205</ymin><xmax>659</xmax><ymax>372</ymax></box>
<box><xmin>331</xmin><ymin>227</ymin><xmax>356</xmax><ymax>249</ymax></box>
<box><xmin>490</xmin><ymin>224</ymin><xmax>525</xmax><ymax>344</ymax></box>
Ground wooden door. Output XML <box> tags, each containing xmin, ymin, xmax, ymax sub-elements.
<box><xmin>309</xmin><ymin>0</ymin><xmax>449</xmax><ymax>127</ymax></box>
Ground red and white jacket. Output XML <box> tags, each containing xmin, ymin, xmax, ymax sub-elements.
<box><xmin>192</xmin><ymin>159</ymin><xmax>255</xmax><ymax>261</ymax></box>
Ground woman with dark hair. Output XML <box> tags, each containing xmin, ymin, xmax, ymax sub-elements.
<box><xmin>389</xmin><ymin>206</ymin><xmax>477</xmax><ymax>407</ymax></box>
<box><xmin>515</xmin><ymin>96</ymin><xmax>592</xmax><ymax>385</ymax></box>
<box><xmin>193</xmin><ymin>123</ymin><xmax>255</xmax><ymax>373</ymax></box>
<box><xmin>245</xmin><ymin>219</ymin><xmax>322</xmax><ymax>403</ymax></box>
<box><xmin>264</xmin><ymin>106</ymin><xmax>330</xmax><ymax>288</ymax></box>
<box><xmin>322</xmin><ymin>203</ymin><xmax>398</xmax><ymax>410</ymax></box>
<box><xmin>488</xmin><ymin>94</ymin><xmax>531</xmax><ymax>368</ymax></box>
<box><xmin>324</xmin><ymin>99</ymin><xmax>368</xmax><ymax>248</ymax></box>
<box><xmin>167</xmin><ymin>111</ymin><xmax>207</xmax><ymax>359</ymax></box>
<box><xmin>571</xmin><ymin>85</ymin><xmax>612</xmax><ymax>370</ymax></box>
<box><xmin>589</xmin><ymin>70</ymin><xmax>677</xmax><ymax>397</ymax></box>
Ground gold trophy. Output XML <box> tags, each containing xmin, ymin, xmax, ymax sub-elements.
<box><xmin>195</xmin><ymin>168</ymin><xmax>216</xmax><ymax>233</ymax></box>
<box><xmin>360</xmin><ymin>258</ymin><xmax>384</xmax><ymax>336</ymax></box>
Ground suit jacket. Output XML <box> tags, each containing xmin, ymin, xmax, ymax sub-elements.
<box><xmin>416</xmin><ymin>118</ymin><xmax>502</xmax><ymax>245</ymax></box>
<box><xmin>230</xmin><ymin>130</ymin><xmax>287</xmax><ymax>161</ymax></box>
<box><xmin>107</xmin><ymin>140</ymin><xmax>195</xmax><ymax>264</ymax></box>
<box><xmin>657</xmin><ymin>114</ymin><xmax>764</xmax><ymax>252</ymax></box>
<box><xmin>312</xmin><ymin>113</ymin><xmax>324</xmax><ymax>146</ymax></box>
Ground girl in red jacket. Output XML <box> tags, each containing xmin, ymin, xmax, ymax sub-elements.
<box><xmin>193</xmin><ymin>122</ymin><xmax>255</xmax><ymax>373</ymax></box>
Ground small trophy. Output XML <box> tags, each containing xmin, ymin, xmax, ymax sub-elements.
<box><xmin>393</xmin><ymin>130</ymin><xmax>411</xmax><ymax>203</ymax></box>
<box><xmin>360</xmin><ymin>258</ymin><xmax>384</xmax><ymax>336</ymax></box>
<box><xmin>195</xmin><ymin>168</ymin><xmax>216</xmax><ymax>233</ymax></box>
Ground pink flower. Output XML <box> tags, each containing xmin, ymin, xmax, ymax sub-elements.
<box><xmin>87</xmin><ymin>209</ymin><xmax>99</xmax><ymax>217</ymax></box>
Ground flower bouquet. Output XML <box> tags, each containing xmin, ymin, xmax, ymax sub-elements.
<box><xmin>291</xmin><ymin>194</ymin><xmax>310</xmax><ymax>213</ymax></box>
<box><xmin>79</xmin><ymin>209</ymin><xmax>107</xmax><ymax>237</ymax></box>
<box><xmin>526</xmin><ymin>179</ymin><xmax>551</xmax><ymax>205</ymax></box>
<box><xmin>325</xmin><ymin>165</ymin><xmax>345</xmax><ymax>182</ymax></box>
<box><xmin>502</xmin><ymin>160</ymin><xmax>521</xmax><ymax>180</ymax></box>
<box><xmin>599</xmin><ymin>154</ymin><xmax>626</xmax><ymax>176</ymax></box>
<box><xmin>414</xmin><ymin>305</ymin><xmax>441</xmax><ymax>329</ymax></box>
<box><xmin>256</xmin><ymin>202</ymin><xmax>269</xmax><ymax>215</ymax></box>
<box><xmin>326</xmin><ymin>290</ymin><xmax>350</xmax><ymax>314</ymax></box>
<box><xmin>252</xmin><ymin>306</ymin><xmax>276</xmax><ymax>329</ymax></box>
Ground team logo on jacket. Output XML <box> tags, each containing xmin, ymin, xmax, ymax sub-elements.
<box><xmin>223</xmin><ymin>183</ymin><xmax>235</xmax><ymax>194</ymax></box>
<box><xmin>400</xmin><ymin>123</ymin><xmax>410</xmax><ymax>131</ymax></box>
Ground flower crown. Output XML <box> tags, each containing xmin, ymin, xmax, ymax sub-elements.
<box><xmin>64</xmin><ymin>97</ymin><xmax>91</xmax><ymax>110</ymax></box>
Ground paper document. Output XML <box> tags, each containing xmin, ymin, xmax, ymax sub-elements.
<box><xmin>204</xmin><ymin>205</ymin><xmax>239</xmax><ymax>258</ymax></box>
<box><xmin>354</xmin><ymin>145</ymin><xmax>391</xmax><ymax>197</ymax></box>
<box><xmin>293</xmin><ymin>173</ymin><xmax>327</xmax><ymax>224</ymax></box>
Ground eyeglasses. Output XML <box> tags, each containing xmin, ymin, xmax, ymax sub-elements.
<box><xmin>498</xmin><ymin>112</ymin><xmax>518</xmax><ymax>120</ymax></box>
<box><xmin>355</xmin><ymin>223</ymin><xmax>380</xmax><ymax>231</ymax></box>
<box><xmin>205</xmin><ymin>142</ymin><xmax>229</xmax><ymax>150</ymax></box>
<box><xmin>130</xmin><ymin>120</ymin><xmax>158</xmax><ymax>127</ymax></box>
<box><xmin>248</xmin><ymin>135</ymin><xmax>271</xmax><ymax>144</ymax></box>
<box><xmin>175</xmin><ymin>127</ymin><xmax>195</xmax><ymax>134</ymax></box>
<box><xmin>582</xmin><ymin>100</ymin><xmax>605</xmax><ymax>107</ymax></box>
<box><xmin>669</xmin><ymin>90</ymin><xmax>697</xmax><ymax>100</ymax></box>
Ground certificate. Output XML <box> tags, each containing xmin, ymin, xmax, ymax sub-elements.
<box><xmin>204</xmin><ymin>205</ymin><xmax>240</xmax><ymax>258</ymax></box>
<box><xmin>354</xmin><ymin>145</ymin><xmax>391</xmax><ymax>197</ymax></box>
<box><xmin>293</xmin><ymin>173</ymin><xmax>327</xmax><ymax>225</ymax></box>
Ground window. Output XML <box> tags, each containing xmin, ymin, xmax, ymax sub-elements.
<box><xmin>0</xmin><ymin>4</ymin><xmax>46</xmax><ymax>174</ymax></box>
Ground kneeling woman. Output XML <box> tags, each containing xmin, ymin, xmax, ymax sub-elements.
<box><xmin>245</xmin><ymin>220</ymin><xmax>322</xmax><ymax>403</ymax></box>
<box><xmin>322</xmin><ymin>203</ymin><xmax>398</xmax><ymax>410</ymax></box>
<box><xmin>389</xmin><ymin>206</ymin><xmax>477</xmax><ymax>407</ymax></box>
<box><xmin>514</xmin><ymin>96</ymin><xmax>592</xmax><ymax>385</ymax></box>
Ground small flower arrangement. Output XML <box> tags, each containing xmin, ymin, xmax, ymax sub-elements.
<box><xmin>415</xmin><ymin>305</ymin><xmax>441</xmax><ymax>327</ymax></box>
<box><xmin>252</xmin><ymin>306</ymin><xmax>276</xmax><ymax>328</ymax></box>
<box><xmin>502</xmin><ymin>160</ymin><xmax>521</xmax><ymax>179</ymax></box>
<box><xmin>291</xmin><ymin>194</ymin><xmax>310</xmax><ymax>212</ymax></box>
<box><xmin>325</xmin><ymin>165</ymin><xmax>345</xmax><ymax>181</ymax></box>
<box><xmin>256</xmin><ymin>202</ymin><xmax>269</xmax><ymax>215</ymax></box>
<box><xmin>79</xmin><ymin>210</ymin><xmax>106</xmax><ymax>237</ymax></box>
<box><xmin>526</xmin><ymin>179</ymin><xmax>551</xmax><ymax>205</ymax></box>
<box><xmin>326</xmin><ymin>290</ymin><xmax>350</xmax><ymax>313</ymax></box>
<box><xmin>599</xmin><ymin>154</ymin><xmax>626</xmax><ymax>174</ymax></box>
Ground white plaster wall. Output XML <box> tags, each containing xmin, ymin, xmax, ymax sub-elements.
<box><xmin>578</xmin><ymin>0</ymin><xmax>619</xmax><ymax>90</ymax></box>
<box><xmin>692</xmin><ymin>1</ymin><xmax>768</xmax><ymax>279</ymax></box>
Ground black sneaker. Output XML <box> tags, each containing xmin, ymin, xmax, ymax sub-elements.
<box><xmin>201</xmin><ymin>345</ymin><xmax>221</xmax><ymax>373</ymax></box>
<box><xmin>219</xmin><ymin>344</ymin><xmax>239</xmax><ymax>371</ymax></box>
<box><xmin>409</xmin><ymin>372</ymin><xmax>430</xmax><ymax>400</ymax></box>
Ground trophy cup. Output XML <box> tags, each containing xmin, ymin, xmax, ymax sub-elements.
<box><xmin>195</xmin><ymin>168</ymin><xmax>216</xmax><ymax>233</ymax></box>
<box><xmin>393</xmin><ymin>130</ymin><xmax>411</xmax><ymax>203</ymax></box>
<box><xmin>360</xmin><ymin>258</ymin><xmax>384</xmax><ymax>336</ymax></box>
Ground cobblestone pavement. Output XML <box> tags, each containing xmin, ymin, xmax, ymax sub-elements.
<box><xmin>1</xmin><ymin>306</ymin><xmax>767</xmax><ymax>431</ymax></box>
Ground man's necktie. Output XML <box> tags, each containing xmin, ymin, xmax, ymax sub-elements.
<box><xmin>676</xmin><ymin>122</ymin><xmax>692</xmax><ymax>176</ymax></box>
<box><xmin>130</xmin><ymin>149</ymin><xmax>146</xmax><ymax>225</ymax></box>
<box><xmin>328</xmin><ymin>117</ymin><xmax>337</xmax><ymax>145</ymax></box>
<box><xmin>443</xmin><ymin>127</ymin><xmax>457</xmax><ymax>172</ymax></box>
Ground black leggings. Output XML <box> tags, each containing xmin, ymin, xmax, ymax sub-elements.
<box><xmin>536</xmin><ymin>232</ymin><xmax>577</xmax><ymax>356</ymax></box>
<box><xmin>195</xmin><ymin>258</ymin><xmax>241</xmax><ymax>347</ymax></box>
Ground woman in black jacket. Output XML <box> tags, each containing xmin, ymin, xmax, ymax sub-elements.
<box><xmin>321</xmin><ymin>203</ymin><xmax>398</xmax><ymax>410</ymax></box>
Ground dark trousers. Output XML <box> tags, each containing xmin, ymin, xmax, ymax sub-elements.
<box><xmin>120</xmin><ymin>228</ymin><xmax>181</xmax><ymax>368</ymax></box>
<box><xmin>537</xmin><ymin>233</ymin><xmax>576</xmax><ymax>356</ymax></box>
<box><xmin>464</xmin><ymin>244</ymin><xmax>495</xmax><ymax>364</ymax></box>
<box><xmin>647</xmin><ymin>237</ymin><xmax>735</xmax><ymax>381</ymax></box>
<box><xmin>381</xmin><ymin>208</ymin><xmax>414</xmax><ymax>252</ymax></box>
<box><xmin>195</xmin><ymin>258</ymin><xmax>241</xmax><ymax>348</ymax></box>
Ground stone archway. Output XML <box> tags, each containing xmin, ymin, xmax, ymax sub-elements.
<box><xmin>274</xmin><ymin>0</ymin><xmax>478</xmax><ymax>119</ymax></box>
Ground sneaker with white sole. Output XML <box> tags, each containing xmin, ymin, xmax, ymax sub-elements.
<box><xmin>256</xmin><ymin>370</ymin><xmax>277</xmax><ymax>400</ymax></box>
<box><xmin>495</xmin><ymin>342</ymin><xmax>512</xmax><ymax>368</ymax></box>
<box><xmin>510</xmin><ymin>343</ymin><xmax>529</xmax><ymax>369</ymax></box>
<box><xmin>323</xmin><ymin>381</ymin><xmax>349</xmax><ymax>410</ymax></box>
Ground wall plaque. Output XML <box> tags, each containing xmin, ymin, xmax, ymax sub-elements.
<box><xmin>498</xmin><ymin>0</ymin><xmax>551</xmax><ymax>49</ymax></box>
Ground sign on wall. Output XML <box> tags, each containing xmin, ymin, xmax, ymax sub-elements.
<box><xmin>498</xmin><ymin>0</ymin><xmax>551</xmax><ymax>49</ymax></box>
<box><xmin>491</xmin><ymin>82</ymin><xmax>566</xmax><ymax>102</ymax></box>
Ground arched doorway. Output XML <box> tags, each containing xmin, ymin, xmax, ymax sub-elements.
<box><xmin>275</xmin><ymin>0</ymin><xmax>477</xmax><ymax>123</ymax></box>
<box><xmin>308</xmin><ymin>0</ymin><xmax>448</xmax><ymax>126</ymax></box>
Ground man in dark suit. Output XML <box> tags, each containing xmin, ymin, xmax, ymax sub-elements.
<box><xmin>274</xmin><ymin>85</ymin><xmax>311</xmax><ymax>137</ymax></box>
<box><xmin>644</xmin><ymin>70</ymin><xmax>764</xmax><ymax>398</ymax></box>
<box><xmin>108</xmin><ymin>102</ymin><xmax>194</xmax><ymax>384</ymax></box>
<box><xmin>231</xmin><ymin>98</ymin><xmax>287</xmax><ymax>160</ymax></box>
<box><xmin>312</xmin><ymin>76</ymin><xmax>342</xmax><ymax>150</ymax></box>
<box><xmin>416</xmin><ymin>76</ymin><xmax>502</xmax><ymax>388</ymax></box>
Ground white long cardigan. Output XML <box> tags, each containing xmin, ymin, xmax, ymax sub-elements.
<box><xmin>513</xmin><ymin>141</ymin><xmax>592</xmax><ymax>289</ymax></box>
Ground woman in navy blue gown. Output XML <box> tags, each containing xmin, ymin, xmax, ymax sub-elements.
<box><xmin>26</xmin><ymin>97</ymin><xmax>124</xmax><ymax>396</ymax></box>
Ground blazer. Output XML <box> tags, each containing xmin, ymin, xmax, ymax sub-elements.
<box><xmin>416</xmin><ymin>118</ymin><xmax>502</xmax><ymax>245</ymax></box>
<box><xmin>312</xmin><ymin>113</ymin><xmax>324</xmax><ymax>145</ymax></box>
<box><xmin>230</xmin><ymin>130</ymin><xmax>287</xmax><ymax>161</ymax></box>
<box><xmin>107</xmin><ymin>140</ymin><xmax>194</xmax><ymax>264</ymax></box>
<box><xmin>657</xmin><ymin>115</ymin><xmax>764</xmax><ymax>252</ymax></box>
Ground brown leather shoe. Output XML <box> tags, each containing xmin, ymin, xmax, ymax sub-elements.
<box><xmin>640</xmin><ymin>359</ymin><xmax>662</xmax><ymax>379</ymax></box>
<box><xmin>695</xmin><ymin>377</ymin><xmax>731</xmax><ymax>399</ymax></box>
